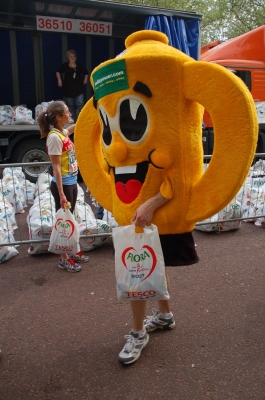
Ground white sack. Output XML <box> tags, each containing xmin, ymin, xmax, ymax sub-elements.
<box><xmin>0</xmin><ymin>105</ymin><xmax>13</xmax><ymax>125</ymax></box>
<box><xmin>79</xmin><ymin>219</ymin><xmax>111</xmax><ymax>251</ymax></box>
<box><xmin>12</xmin><ymin>106</ymin><xmax>35</xmax><ymax>125</ymax></box>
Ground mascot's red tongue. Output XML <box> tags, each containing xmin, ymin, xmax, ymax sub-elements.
<box><xmin>116</xmin><ymin>180</ymin><xmax>142</xmax><ymax>204</ymax></box>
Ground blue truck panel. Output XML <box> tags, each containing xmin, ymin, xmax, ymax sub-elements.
<box><xmin>1</xmin><ymin>29</ymin><xmax>14</xmax><ymax>106</ymax></box>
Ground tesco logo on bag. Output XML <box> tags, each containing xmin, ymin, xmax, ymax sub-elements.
<box><xmin>121</xmin><ymin>245</ymin><xmax>157</xmax><ymax>282</ymax></box>
<box><xmin>55</xmin><ymin>245</ymin><xmax>73</xmax><ymax>251</ymax></box>
<box><xmin>125</xmin><ymin>290</ymin><xmax>156</xmax><ymax>299</ymax></box>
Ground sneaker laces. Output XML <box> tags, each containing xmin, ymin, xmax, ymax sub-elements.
<box><xmin>144</xmin><ymin>308</ymin><xmax>159</xmax><ymax>323</ymax></box>
<box><xmin>123</xmin><ymin>335</ymin><xmax>137</xmax><ymax>353</ymax></box>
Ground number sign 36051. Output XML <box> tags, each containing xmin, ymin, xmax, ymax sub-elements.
<box><xmin>36</xmin><ymin>16</ymin><xmax>112</xmax><ymax>36</ymax></box>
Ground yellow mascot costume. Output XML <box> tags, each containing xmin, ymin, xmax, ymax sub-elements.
<box><xmin>75</xmin><ymin>30</ymin><xmax>258</xmax><ymax>364</ymax></box>
<box><xmin>75</xmin><ymin>30</ymin><xmax>258</xmax><ymax>233</ymax></box>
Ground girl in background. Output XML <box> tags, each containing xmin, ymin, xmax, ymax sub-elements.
<box><xmin>39</xmin><ymin>100</ymin><xmax>89</xmax><ymax>272</ymax></box>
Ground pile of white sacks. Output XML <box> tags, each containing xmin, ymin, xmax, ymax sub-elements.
<box><xmin>0</xmin><ymin>167</ymin><xmax>35</xmax><ymax>263</ymax></box>
<box><xmin>0</xmin><ymin>101</ymin><xmax>73</xmax><ymax>125</ymax></box>
<box><xmin>0</xmin><ymin>105</ymin><xmax>35</xmax><ymax>125</ymax></box>
<box><xmin>0</xmin><ymin>169</ymin><xmax>113</xmax><ymax>262</ymax></box>
<box><xmin>0</xmin><ymin>102</ymin><xmax>52</xmax><ymax>125</ymax></box>
<box><xmin>195</xmin><ymin>159</ymin><xmax>265</xmax><ymax>232</ymax></box>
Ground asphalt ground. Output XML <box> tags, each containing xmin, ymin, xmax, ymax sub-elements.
<box><xmin>0</xmin><ymin>187</ymin><xmax>265</xmax><ymax>400</ymax></box>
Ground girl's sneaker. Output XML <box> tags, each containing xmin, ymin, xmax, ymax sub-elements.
<box><xmin>70</xmin><ymin>251</ymin><xmax>89</xmax><ymax>263</ymax></box>
<box><xmin>58</xmin><ymin>258</ymin><xmax>81</xmax><ymax>272</ymax></box>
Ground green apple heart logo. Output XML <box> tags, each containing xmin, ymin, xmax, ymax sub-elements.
<box><xmin>55</xmin><ymin>218</ymin><xmax>75</xmax><ymax>239</ymax></box>
<box><xmin>121</xmin><ymin>245</ymin><xmax>157</xmax><ymax>282</ymax></box>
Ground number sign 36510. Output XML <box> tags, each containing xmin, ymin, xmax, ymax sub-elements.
<box><xmin>36</xmin><ymin>16</ymin><xmax>112</xmax><ymax>36</ymax></box>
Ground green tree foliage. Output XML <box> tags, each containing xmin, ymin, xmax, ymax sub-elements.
<box><xmin>111</xmin><ymin>0</ymin><xmax>264</xmax><ymax>44</ymax></box>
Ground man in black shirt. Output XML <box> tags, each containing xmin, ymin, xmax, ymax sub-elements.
<box><xmin>56</xmin><ymin>50</ymin><xmax>88</xmax><ymax>122</ymax></box>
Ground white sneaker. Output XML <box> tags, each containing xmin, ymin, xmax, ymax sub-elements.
<box><xmin>118</xmin><ymin>331</ymin><xmax>149</xmax><ymax>364</ymax></box>
<box><xmin>144</xmin><ymin>308</ymin><xmax>175</xmax><ymax>332</ymax></box>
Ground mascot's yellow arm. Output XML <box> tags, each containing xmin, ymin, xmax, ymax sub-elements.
<box><xmin>184</xmin><ymin>61</ymin><xmax>258</xmax><ymax>224</ymax></box>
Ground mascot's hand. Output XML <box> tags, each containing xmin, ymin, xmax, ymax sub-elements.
<box><xmin>132</xmin><ymin>193</ymin><xmax>169</xmax><ymax>227</ymax></box>
<box><xmin>132</xmin><ymin>202</ymin><xmax>154</xmax><ymax>228</ymax></box>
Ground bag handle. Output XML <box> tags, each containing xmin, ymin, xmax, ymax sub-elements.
<box><xmin>132</xmin><ymin>223</ymin><xmax>157</xmax><ymax>235</ymax></box>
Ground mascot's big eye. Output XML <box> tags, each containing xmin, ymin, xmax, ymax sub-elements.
<box><xmin>120</xmin><ymin>99</ymin><xmax>148</xmax><ymax>142</ymax></box>
<box><xmin>100</xmin><ymin>109</ymin><xmax>112</xmax><ymax>146</ymax></box>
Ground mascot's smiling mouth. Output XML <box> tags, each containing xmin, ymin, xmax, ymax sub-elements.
<box><xmin>114</xmin><ymin>161</ymin><xmax>149</xmax><ymax>204</ymax></box>
<box><xmin>108</xmin><ymin>150</ymin><xmax>164</xmax><ymax>204</ymax></box>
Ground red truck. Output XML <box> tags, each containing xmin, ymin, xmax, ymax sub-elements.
<box><xmin>201</xmin><ymin>25</ymin><xmax>265</xmax><ymax>154</ymax></box>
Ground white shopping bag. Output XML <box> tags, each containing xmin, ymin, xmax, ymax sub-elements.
<box><xmin>48</xmin><ymin>208</ymin><xmax>80</xmax><ymax>255</ymax></box>
<box><xmin>112</xmin><ymin>224</ymin><xmax>169</xmax><ymax>301</ymax></box>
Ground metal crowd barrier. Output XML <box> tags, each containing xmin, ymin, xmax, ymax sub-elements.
<box><xmin>0</xmin><ymin>154</ymin><xmax>265</xmax><ymax>247</ymax></box>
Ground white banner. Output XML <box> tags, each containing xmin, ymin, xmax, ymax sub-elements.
<box><xmin>36</xmin><ymin>16</ymin><xmax>112</xmax><ymax>36</ymax></box>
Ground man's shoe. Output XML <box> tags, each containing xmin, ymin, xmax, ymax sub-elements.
<box><xmin>144</xmin><ymin>308</ymin><xmax>175</xmax><ymax>332</ymax></box>
<box><xmin>58</xmin><ymin>258</ymin><xmax>82</xmax><ymax>272</ymax></box>
<box><xmin>118</xmin><ymin>331</ymin><xmax>149</xmax><ymax>364</ymax></box>
<box><xmin>70</xmin><ymin>251</ymin><xmax>89</xmax><ymax>263</ymax></box>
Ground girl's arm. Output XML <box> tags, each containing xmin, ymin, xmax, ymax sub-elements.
<box><xmin>65</xmin><ymin>124</ymin><xmax>75</xmax><ymax>136</ymax></box>
<box><xmin>49</xmin><ymin>155</ymin><xmax>68</xmax><ymax>208</ymax></box>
